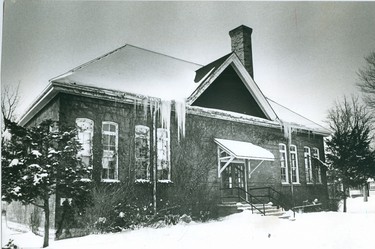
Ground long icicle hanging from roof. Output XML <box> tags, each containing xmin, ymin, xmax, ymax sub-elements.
<box><xmin>174</xmin><ymin>100</ymin><xmax>186</xmax><ymax>142</ymax></box>
<box><xmin>139</xmin><ymin>97</ymin><xmax>186</xmax><ymax>142</ymax></box>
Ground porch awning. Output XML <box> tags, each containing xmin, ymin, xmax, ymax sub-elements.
<box><xmin>214</xmin><ymin>138</ymin><xmax>275</xmax><ymax>161</ymax></box>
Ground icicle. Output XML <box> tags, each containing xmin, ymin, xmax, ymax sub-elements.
<box><xmin>142</xmin><ymin>98</ymin><xmax>149</xmax><ymax>118</ymax></box>
<box><xmin>281</xmin><ymin>120</ymin><xmax>293</xmax><ymax>144</ymax></box>
<box><xmin>160</xmin><ymin>100</ymin><xmax>171</xmax><ymax>131</ymax></box>
<box><xmin>174</xmin><ymin>100</ymin><xmax>186</xmax><ymax>141</ymax></box>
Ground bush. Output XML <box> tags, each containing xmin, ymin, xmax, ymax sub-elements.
<box><xmin>79</xmin><ymin>183</ymin><xmax>156</xmax><ymax>233</ymax></box>
<box><xmin>327</xmin><ymin>198</ymin><xmax>341</xmax><ymax>211</ymax></box>
<box><xmin>2</xmin><ymin>239</ymin><xmax>18</xmax><ymax>249</ymax></box>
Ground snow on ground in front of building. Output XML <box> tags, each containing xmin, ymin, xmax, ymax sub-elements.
<box><xmin>2</xmin><ymin>197</ymin><xmax>375</xmax><ymax>249</ymax></box>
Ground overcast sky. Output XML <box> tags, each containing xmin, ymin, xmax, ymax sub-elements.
<box><xmin>2</xmin><ymin>1</ymin><xmax>375</xmax><ymax>126</ymax></box>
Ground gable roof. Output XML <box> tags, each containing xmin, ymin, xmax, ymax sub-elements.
<box><xmin>187</xmin><ymin>53</ymin><xmax>278</xmax><ymax>121</ymax></box>
<box><xmin>20</xmin><ymin>44</ymin><xmax>330</xmax><ymax>135</ymax></box>
<box><xmin>194</xmin><ymin>53</ymin><xmax>232</xmax><ymax>83</ymax></box>
<box><xmin>52</xmin><ymin>44</ymin><xmax>202</xmax><ymax>101</ymax></box>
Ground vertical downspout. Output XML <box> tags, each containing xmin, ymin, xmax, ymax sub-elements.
<box><xmin>286</xmin><ymin>137</ymin><xmax>295</xmax><ymax>212</ymax></box>
<box><xmin>153</xmin><ymin>104</ymin><xmax>157</xmax><ymax>214</ymax></box>
<box><xmin>244</xmin><ymin>159</ymin><xmax>249</xmax><ymax>202</ymax></box>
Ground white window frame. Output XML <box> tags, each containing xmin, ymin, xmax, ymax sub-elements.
<box><xmin>312</xmin><ymin>147</ymin><xmax>322</xmax><ymax>184</ymax></box>
<box><xmin>135</xmin><ymin>125</ymin><xmax>151</xmax><ymax>180</ymax></box>
<box><xmin>101</xmin><ymin>121</ymin><xmax>119</xmax><ymax>182</ymax></box>
<box><xmin>279</xmin><ymin>143</ymin><xmax>289</xmax><ymax>184</ymax></box>
<box><xmin>157</xmin><ymin>128</ymin><xmax>171</xmax><ymax>180</ymax></box>
<box><xmin>304</xmin><ymin>147</ymin><xmax>313</xmax><ymax>184</ymax></box>
<box><xmin>76</xmin><ymin>118</ymin><xmax>94</xmax><ymax>179</ymax></box>
<box><xmin>290</xmin><ymin>145</ymin><xmax>299</xmax><ymax>184</ymax></box>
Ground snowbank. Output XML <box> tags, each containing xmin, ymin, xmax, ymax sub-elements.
<box><xmin>2</xmin><ymin>197</ymin><xmax>374</xmax><ymax>249</ymax></box>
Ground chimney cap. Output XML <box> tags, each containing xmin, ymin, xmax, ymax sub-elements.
<box><xmin>229</xmin><ymin>25</ymin><xmax>253</xmax><ymax>37</ymax></box>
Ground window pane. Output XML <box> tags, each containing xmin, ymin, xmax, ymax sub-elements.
<box><xmin>157</xmin><ymin>128</ymin><xmax>170</xmax><ymax>180</ymax></box>
<box><xmin>76</xmin><ymin>118</ymin><xmax>94</xmax><ymax>179</ymax></box>
<box><xmin>135</xmin><ymin>125</ymin><xmax>150</xmax><ymax>180</ymax></box>
<box><xmin>102</xmin><ymin>122</ymin><xmax>118</xmax><ymax>180</ymax></box>
<box><xmin>279</xmin><ymin>144</ymin><xmax>288</xmax><ymax>183</ymax></box>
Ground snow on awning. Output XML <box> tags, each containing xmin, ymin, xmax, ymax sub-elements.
<box><xmin>214</xmin><ymin>138</ymin><xmax>275</xmax><ymax>161</ymax></box>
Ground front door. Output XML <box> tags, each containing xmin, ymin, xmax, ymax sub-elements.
<box><xmin>221</xmin><ymin>162</ymin><xmax>245</xmax><ymax>189</ymax></box>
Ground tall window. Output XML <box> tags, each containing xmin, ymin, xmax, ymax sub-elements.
<box><xmin>279</xmin><ymin>144</ymin><xmax>289</xmax><ymax>183</ymax></box>
<box><xmin>157</xmin><ymin>128</ymin><xmax>170</xmax><ymax>180</ymax></box>
<box><xmin>312</xmin><ymin>148</ymin><xmax>322</xmax><ymax>183</ymax></box>
<box><xmin>135</xmin><ymin>125</ymin><xmax>150</xmax><ymax>180</ymax></box>
<box><xmin>290</xmin><ymin>145</ymin><xmax>299</xmax><ymax>183</ymax></box>
<box><xmin>76</xmin><ymin>118</ymin><xmax>94</xmax><ymax>177</ymax></box>
<box><xmin>304</xmin><ymin>147</ymin><xmax>313</xmax><ymax>183</ymax></box>
<box><xmin>102</xmin><ymin>122</ymin><xmax>118</xmax><ymax>181</ymax></box>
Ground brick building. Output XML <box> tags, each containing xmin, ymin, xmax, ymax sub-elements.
<box><xmin>19</xmin><ymin>25</ymin><xmax>330</xmax><ymax>224</ymax></box>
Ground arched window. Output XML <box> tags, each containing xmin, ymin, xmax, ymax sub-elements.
<box><xmin>279</xmin><ymin>143</ymin><xmax>289</xmax><ymax>183</ymax></box>
<box><xmin>290</xmin><ymin>145</ymin><xmax>299</xmax><ymax>184</ymax></box>
<box><xmin>312</xmin><ymin>148</ymin><xmax>322</xmax><ymax>183</ymax></box>
<box><xmin>102</xmin><ymin>121</ymin><xmax>118</xmax><ymax>181</ymax></box>
<box><xmin>157</xmin><ymin>128</ymin><xmax>170</xmax><ymax>180</ymax></box>
<box><xmin>135</xmin><ymin>125</ymin><xmax>150</xmax><ymax>180</ymax></box>
<box><xmin>76</xmin><ymin>118</ymin><xmax>94</xmax><ymax>177</ymax></box>
<box><xmin>304</xmin><ymin>147</ymin><xmax>313</xmax><ymax>183</ymax></box>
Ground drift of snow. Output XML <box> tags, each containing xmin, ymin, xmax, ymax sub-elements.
<box><xmin>9</xmin><ymin>159</ymin><xmax>19</xmax><ymax>167</ymax></box>
<box><xmin>33</xmin><ymin>173</ymin><xmax>48</xmax><ymax>185</ymax></box>
<box><xmin>3</xmin><ymin>197</ymin><xmax>375</xmax><ymax>249</ymax></box>
<box><xmin>2</xmin><ymin>128</ymin><xmax>12</xmax><ymax>142</ymax></box>
<box><xmin>31</xmin><ymin>150</ymin><xmax>42</xmax><ymax>158</ymax></box>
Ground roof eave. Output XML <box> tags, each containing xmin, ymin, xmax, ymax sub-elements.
<box><xmin>18</xmin><ymin>83</ymin><xmax>57</xmax><ymax>126</ymax></box>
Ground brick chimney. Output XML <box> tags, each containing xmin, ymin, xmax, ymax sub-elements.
<box><xmin>229</xmin><ymin>25</ymin><xmax>254</xmax><ymax>79</ymax></box>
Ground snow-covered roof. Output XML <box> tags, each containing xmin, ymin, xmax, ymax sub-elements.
<box><xmin>20</xmin><ymin>44</ymin><xmax>330</xmax><ymax>136</ymax></box>
<box><xmin>267</xmin><ymin>98</ymin><xmax>331</xmax><ymax>134</ymax></box>
<box><xmin>214</xmin><ymin>138</ymin><xmax>275</xmax><ymax>161</ymax></box>
<box><xmin>52</xmin><ymin>44</ymin><xmax>202</xmax><ymax>101</ymax></box>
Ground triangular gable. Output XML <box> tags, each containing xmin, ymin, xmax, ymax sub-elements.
<box><xmin>187</xmin><ymin>53</ymin><xmax>277</xmax><ymax>121</ymax></box>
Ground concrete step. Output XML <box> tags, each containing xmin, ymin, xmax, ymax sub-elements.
<box><xmin>222</xmin><ymin>202</ymin><xmax>286</xmax><ymax>217</ymax></box>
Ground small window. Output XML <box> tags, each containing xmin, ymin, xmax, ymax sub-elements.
<box><xmin>135</xmin><ymin>125</ymin><xmax>150</xmax><ymax>180</ymax></box>
<box><xmin>290</xmin><ymin>145</ymin><xmax>299</xmax><ymax>184</ymax></box>
<box><xmin>76</xmin><ymin>118</ymin><xmax>94</xmax><ymax>175</ymax></box>
<box><xmin>157</xmin><ymin>128</ymin><xmax>170</xmax><ymax>180</ymax></box>
<box><xmin>304</xmin><ymin>147</ymin><xmax>313</xmax><ymax>183</ymax></box>
<box><xmin>102</xmin><ymin>122</ymin><xmax>118</xmax><ymax>181</ymax></box>
<box><xmin>312</xmin><ymin>148</ymin><xmax>322</xmax><ymax>183</ymax></box>
<box><xmin>279</xmin><ymin>143</ymin><xmax>289</xmax><ymax>183</ymax></box>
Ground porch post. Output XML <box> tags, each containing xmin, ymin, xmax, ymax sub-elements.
<box><xmin>244</xmin><ymin>159</ymin><xmax>249</xmax><ymax>202</ymax></box>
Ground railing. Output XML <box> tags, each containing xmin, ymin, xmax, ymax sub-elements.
<box><xmin>248</xmin><ymin>186</ymin><xmax>292</xmax><ymax>210</ymax></box>
<box><xmin>220</xmin><ymin>187</ymin><xmax>267</xmax><ymax>215</ymax></box>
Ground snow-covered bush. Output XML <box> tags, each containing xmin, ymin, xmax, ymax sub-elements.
<box><xmin>81</xmin><ymin>183</ymin><xmax>155</xmax><ymax>233</ymax></box>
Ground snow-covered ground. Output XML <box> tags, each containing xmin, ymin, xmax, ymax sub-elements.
<box><xmin>2</xmin><ymin>197</ymin><xmax>375</xmax><ymax>249</ymax></box>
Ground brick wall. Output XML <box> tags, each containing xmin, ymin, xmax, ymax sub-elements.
<box><xmin>28</xmin><ymin>92</ymin><xmax>328</xmax><ymax>211</ymax></box>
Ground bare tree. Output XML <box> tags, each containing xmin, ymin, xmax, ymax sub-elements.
<box><xmin>326</xmin><ymin>96</ymin><xmax>375</xmax><ymax>212</ymax></box>
<box><xmin>358</xmin><ymin>52</ymin><xmax>375</xmax><ymax>108</ymax></box>
<box><xmin>1</xmin><ymin>82</ymin><xmax>21</xmax><ymax>125</ymax></box>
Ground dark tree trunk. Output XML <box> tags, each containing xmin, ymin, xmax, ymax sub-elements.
<box><xmin>343</xmin><ymin>185</ymin><xmax>347</xmax><ymax>213</ymax></box>
<box><xmin>43</xmin><ymin>197</ymin><xmax>50</xmax><ymax>248</ymax></box>
<box><xmin>363</xmin><ymin>184</ymin><xmax>368</xmax><ymax>202</ymax></box>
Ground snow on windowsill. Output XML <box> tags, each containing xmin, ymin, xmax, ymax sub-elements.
<box><xmin>135</xmin><ymin>179</ymin><xmax>151</xmax><ymax>184</ymax></box>
<box><xmin>80</xmin><ymin>178</ymin><xmax>92</xmax><ymax>182</ymax></box>
<box><xmin>281</xmin><ymin>182</ymin><xmax>301</xmax><ymax>186</ymax></box>
<box><xmin>101</xmin><ymin>179</ymin><xmax>120</xmax><ymax>183</ymax></box>
<box><xmin>157</xmin><ymin>179</ymin><xmax>173</xmax><ymax>184</ymax></box>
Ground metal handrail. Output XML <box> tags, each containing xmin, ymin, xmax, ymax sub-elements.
<box><xmin>248</xmin><ymin>186</ymin><xmax>291</xmax><ymax>210</ymax></box>
<box><xmin>220</xmin><ymin>187</ymin><xmax>266</xmax><ymax>215</ymax></box>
